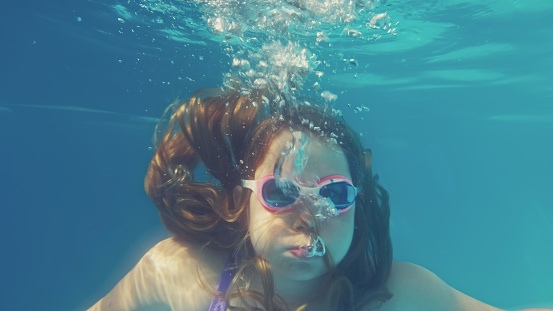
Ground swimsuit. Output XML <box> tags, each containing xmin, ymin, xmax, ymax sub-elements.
<box><xmin>208</xmin><ymin>253</ymin><xmax>240</xmax><ymax>311</ymax></box>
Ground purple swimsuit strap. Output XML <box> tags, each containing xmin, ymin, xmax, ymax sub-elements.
<box><xmin>208</xmin><ymin>253</ymin><xmax>240</xmax><ymax>311</ymax></box>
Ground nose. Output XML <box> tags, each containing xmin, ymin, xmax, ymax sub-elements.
<box><xmin>293</xmin><ymin>209</ymin><xmax>316</xmax><ymax>232</ymax></box>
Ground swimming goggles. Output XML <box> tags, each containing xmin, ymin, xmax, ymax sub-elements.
<box><xmin>241</xmin><ymin>174</ymin><xmax>357</xmax><ymax>213</ymax></box>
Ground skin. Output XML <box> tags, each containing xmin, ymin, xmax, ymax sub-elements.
<box><xmin>87</xmin><ymin>129</ymin><xmax>550</xmax><ymax>311</ymax></box>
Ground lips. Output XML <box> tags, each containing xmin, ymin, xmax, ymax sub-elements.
<box><xmin>288</xmin><ymin>244</ymin><xmax>321</xmax><ymax>259</ymax></box>
<box><xmin>290</xmin><ymin>248</ymin><xmax>310</xmax><ymax>259</ymax></box>
<box><xmin>285</xmin><ymin>234</ymin><xmax>326</xmax><ymax>259</ymax></box>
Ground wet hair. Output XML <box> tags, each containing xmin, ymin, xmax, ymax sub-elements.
<box><xmin>144</xmin><ymin>87</ymin><xmax>392</xmax><ymax>310</ymax></box>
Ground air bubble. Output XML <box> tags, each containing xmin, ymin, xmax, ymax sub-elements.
<box><xmin>320</xmin><ymin>91</ymin><xmax>337</xmax><ymax>102</ymax></box>
<box><xmin>184</xmin><ymin>0</ymin><xmax>396</xmax><ymax>112</ymax></box>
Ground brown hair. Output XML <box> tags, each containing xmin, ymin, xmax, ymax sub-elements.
<box><xmin>145</xmin><ymin>87</ymin><xmax>393</xmax><ymax>310</ymax></box>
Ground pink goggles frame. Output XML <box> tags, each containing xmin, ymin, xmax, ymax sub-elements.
<box><xmin>241</xmin><ymin>174</ymin><xmax>357</xmax><ymax>213</ymax></box>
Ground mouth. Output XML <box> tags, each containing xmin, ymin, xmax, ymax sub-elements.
<box><xmin>288</xmin><ymin>235</ymin><xmax>326</xmax><ymax>259</ymax></box>
<box><xmin>290</xmin><ymin>247</ymin><xmax>311</xmax><ymax>259</ymax></box>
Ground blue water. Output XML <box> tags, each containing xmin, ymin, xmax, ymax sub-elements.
<box><xmin>1</xmin><ymin>1</ymin><xmax>552</xmax><ymax>310</ymax></box>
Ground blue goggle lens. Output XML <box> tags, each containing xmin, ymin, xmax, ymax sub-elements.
<box><xmin>262</xmin><ymin>180</ymin><xmax>298</xmax><ymax>207</ymax></box>
<box><xmin>261</xmin><ymin>180</ymin><xmax>355</xmax><ymax>209</ymax></box>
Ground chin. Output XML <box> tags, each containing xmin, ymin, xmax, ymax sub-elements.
<box><xmin>276</xmin><ymin>257</ymin><xmax>327</xmax><ymax>280</ymax></box>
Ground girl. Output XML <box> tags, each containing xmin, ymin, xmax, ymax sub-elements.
<box><xmin>89</xmin><ymin>88</ymin><xmax>549</xmax><ymax>311</ymax></box>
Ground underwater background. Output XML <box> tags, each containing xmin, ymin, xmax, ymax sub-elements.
<box><xmin>1</xmin><ymin>0</ymin><xmax>552</xmax><ymax>310</ymax></box>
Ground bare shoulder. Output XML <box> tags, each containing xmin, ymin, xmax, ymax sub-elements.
<box><xmin>146</xmin><ymin>237</ymin><xmax>223</xmax><ymax>268</ymax></box>
<box><xmin>147</xmin><ymin>238</ymin><xmax>226</xmax><ymax>308</ymax></box>
<box><xmin>374</xmin><ymin>261</ymin><xmax>504</xmax><ymax>311</ymax></box>
<box><xmin>144</xmin><ymin>237</ymin><xmax>225</xmax><ymax>280</ymax></box>
<box><xmin>88</xmin><ymin>237</ymin><xmax>225</xmax><ymax>311</ymax></box>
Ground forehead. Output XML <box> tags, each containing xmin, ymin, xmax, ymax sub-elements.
<box><xmin>255</xmin><ymin>129</ymin><xmax>351</xmax><ymax>182</ymax></box>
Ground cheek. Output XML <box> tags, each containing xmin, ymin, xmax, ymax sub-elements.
<box><xmin>248</xmin><ymin>197</ymin><xmax>264</xmax><ymax>241</ymax></box>
<box><xmin>321</xmin><ymin>206</ymin><xmax>355</xmax><ymax>263</ymax></box>
<box><xmin>248</xmin><ymin>196</ymin><xmax>282</xmax><ymax>253</ymax></box>
<box><xmin>248</xmin><ymin>196</ymin><xmax>272</xmax><ymax>228</ymax></box>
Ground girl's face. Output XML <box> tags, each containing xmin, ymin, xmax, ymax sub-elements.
<box><xmin>247</xmin><ymin>129</ymin><xmax>355</xmax><ymax>281</ymax></box>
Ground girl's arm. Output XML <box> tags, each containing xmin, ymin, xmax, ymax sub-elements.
<box><xmin>381</xmin><ymin>262</ymin><xmax>551</xmax><ymax>311</ymax></box>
